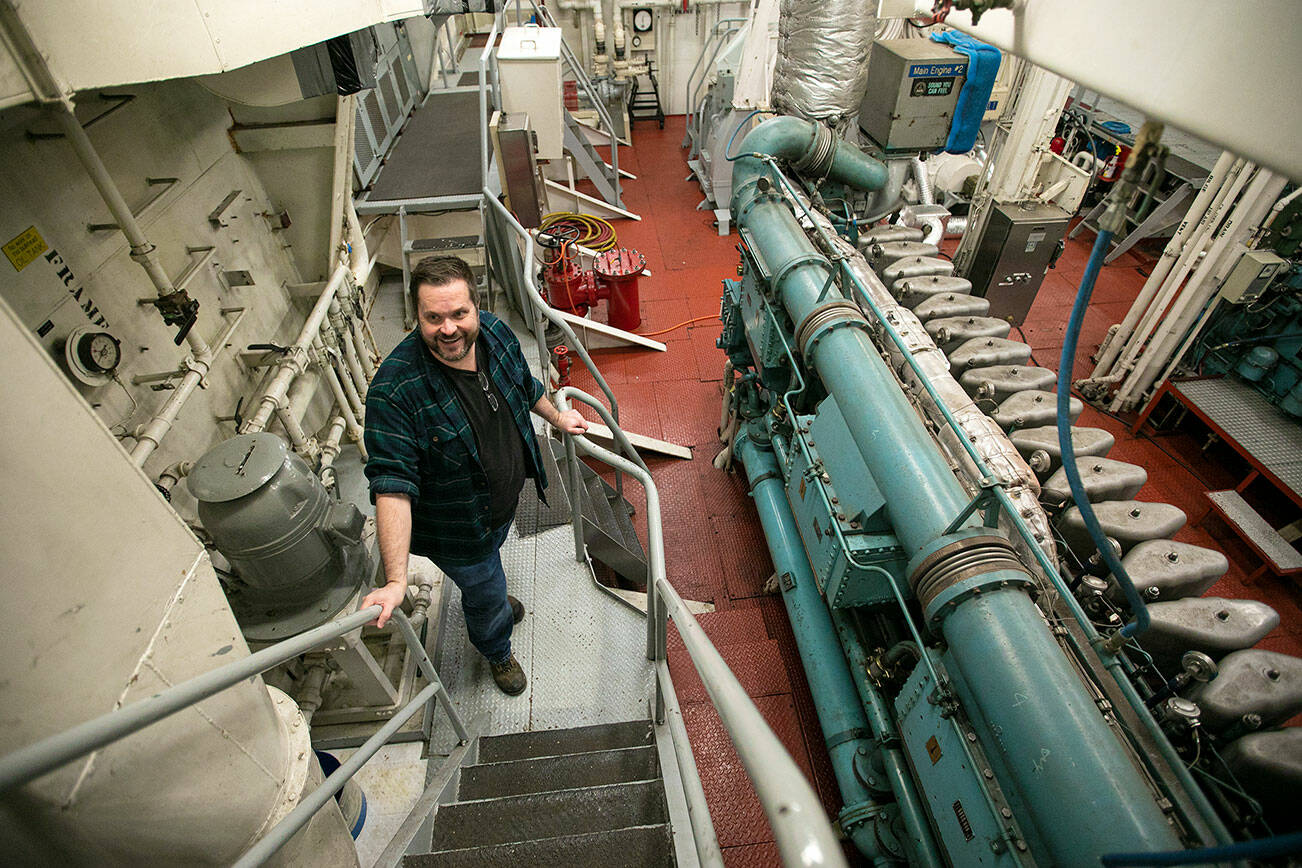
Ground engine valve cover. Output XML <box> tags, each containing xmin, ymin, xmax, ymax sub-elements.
<box><xmin>882</xmin><ymin>255</ymin><xmax>955</xmax><ymax>287</ymax></box>
<box><xmin>912</xmin><ymin>292</ymin><xmax>991</xmax><ymax>322</ymax></box>
<box><xmin>1105</xmin><ymin>539</ymin><xmax>1229</xmax><ymax>604</ymax></box>
<box><xmin>867</xmin><ymin>240</ymin><xmax>941</xmax><ymax>276</ymax></box>
<box><xmin>891</xmin><ymin>274</ymin><xmax>973</xmax><ymax>309</ymax></box>
<box><xmin>1220</xmin><ymin>728</ymin><xmax>1302</xmax><ymax>824</ymax></box>
<box><xmin>1058</xmin><ymin>500</ymin><xmax>1186</xmax><ymax>559</ymax></box>
<box><xmin>1041</xmin><ymin>456</ymin><xmax>1147</xmax><ymax>505</ymax></box>
<box><xmin>1187</xmin><ymin>649</ymin><xmax>1302</xmax><ymax>731</ymax></box>
<box><xmin>1009</xmin><ymin>425</ymin><xmax>1115</xmax><ymax>477</ymax></box>
<box><xmin>858</xmin><ymin>225</ymin><xmax>925</xmax><ymax>247</ymax></box>
<box><xmin>925</xmin><ymin>315</ymin><xmax>1011</xmax><ymax>354</ymax></box>
<box><xmin>948</xmin><ymin>337</ymin><xmax>1033</xmax><ymax>371</ymax></box>
<box><xmin>1140</xmin><ymin>597</ymin><xmax>1279</xmax><ymax>666</ymax></box>
<box><xmin>960</xmin><ymin>365</ymin><xmax>1058</xmax><ymax>403</ymax></box>
<box><xmin>991</xmin><ymin>389</ymin><xmax>1083</xmax><ymax>432</ymax></box>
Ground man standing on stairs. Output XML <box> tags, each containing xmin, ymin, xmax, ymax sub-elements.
<box><xmin>361</xmin><ymin>255</ymin><xmax>588</xmax><ymax>695</ymax></box>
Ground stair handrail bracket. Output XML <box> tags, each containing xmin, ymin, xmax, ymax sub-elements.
<box><xmin>0</xmin><ymin>606</ymin><xmax>472</xmax><ymax>867</ymax></box>
<box><xmin>555</xmin><ymin>386</ymin><xmax>849</xmax><ymax>868</ymax></box>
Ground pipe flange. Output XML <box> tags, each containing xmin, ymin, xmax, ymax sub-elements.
<box><xmin>907</xmin><ymin>532</ymin><xmax>1031</xmax><ymax>617</ymax></box>
<box><xmin>926</xmin><ymin>569</ymin><xmax>1035</xmax><ymax>627</ymax></box>
<box><xmin>793</xmin><ymin>122</ymin><xmax>836</xmax><ymax>180</ymax></box>
<box><xmin>793</xmin><ymin>299</ymin><xmax>868</xmax><ymax>358</ymax></box>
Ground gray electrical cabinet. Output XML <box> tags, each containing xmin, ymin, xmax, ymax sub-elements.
<box><xmin>858</xmin><ymin>38</ymin><xmax>968</xmax><ymax>151</ymax></box>
<box><xmin>967</xmin><ymin>201</ymin><xmax>1072</xmax><ymax>325</ymax></box>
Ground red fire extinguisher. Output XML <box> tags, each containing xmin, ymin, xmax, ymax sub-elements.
<box><xmin>1100</xmin><ymin>144</ymin><xmax>1131</xmax><ymax>183</ymax></box>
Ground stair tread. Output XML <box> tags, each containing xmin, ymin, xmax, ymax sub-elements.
<box><xmin>478</xmin><ymin>719</ymin><xmax>654</xmax><ymax>764</ymax></box>
<box><xmin>406</xmin><ymin>824</ymin><xmax>674</xmax><ymax>868</ymax></box>
<box><xmin>460</xmin><ymin>744</ymin><xmax>660</xmax><ymax>800</ymax></box>
<box><xmin>432</xmin><ymin>779</ymin><xmax>668</xmax><ymax>851</ymax></box>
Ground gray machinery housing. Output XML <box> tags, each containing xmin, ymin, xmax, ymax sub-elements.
<box><xmin>188</xmin><ymin>432</ymin><xmax>370</xmax><ymax>642</ymax></box>
<box><xmin>966</xmin><ymin>200</ymin><xmax>1072</xmax><ymax>324</ymax></box>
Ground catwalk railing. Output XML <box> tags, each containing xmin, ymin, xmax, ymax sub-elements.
<box><xmin>555</xmin><ymin>386</ymin><xmax>847</xmax><ymax>868</ymax></box>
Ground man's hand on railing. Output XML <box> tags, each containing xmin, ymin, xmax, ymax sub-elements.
<box><xmin>360</xmin><ymin>583</ymin><xmax>405</xmax><ymax>629</ymax></box>
<box><xmin>556</xmin><ymin>408</ymin><xmax>590</xmax><ymax>436</ymax></box>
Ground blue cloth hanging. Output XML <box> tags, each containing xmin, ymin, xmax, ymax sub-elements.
<box><xmin>929</xmin><ymin>31</ymin><xmax>1001</xmax><ymax>154</ymax></box>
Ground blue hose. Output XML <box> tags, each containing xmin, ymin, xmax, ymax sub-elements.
<box><xmin>1101</xmin><ymin>830</ymin><xmax>1302</xmax><ymax>866</ymax></box>
<box><xmin>1056</xmin><ymin>229</ymin><xmax>1150</xmax><ymax>638</ymax></box>
<box><xmin>724</xmin><ymin>109</ymin><xmax>765</xmax><ymax>162</ymax></box>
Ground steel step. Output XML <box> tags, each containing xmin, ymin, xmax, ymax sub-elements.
<box><xmin>459</xmin><ymin>744</ymin><xmax>660</xmax><ymax>800</ymax></box>
<box><xmin>405</xmin><ymin>823</ymin><xmax>674</xmax><ymax>868</ymax></box>
<box><xmin>430</xmin><ymin>779</ymin><xmax>668</xmax><ymax>851</ymax></box>
<box><xmin>515</xmin><ymin>434</ymin><xmax>572</xmax><ymax>536</ymax></box>
<box><xmin>479</xmin><ymin>719</ymin><xmax>654</xmax><ymax>764</ymax></box>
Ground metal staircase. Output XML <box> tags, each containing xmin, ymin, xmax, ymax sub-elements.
<box><xmin>404</xmin><ymin>720</ymin><xmax>674</xmax><ymax>867</ymax></box>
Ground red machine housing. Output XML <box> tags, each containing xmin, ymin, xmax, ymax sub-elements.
<box><xmin>542</xmin><ymin>243</ymin><xmax>645</xmax><ymax>332</ymax></box>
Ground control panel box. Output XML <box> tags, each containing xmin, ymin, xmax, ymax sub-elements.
<box><xmin>967</xmin><ymin>200</ymin><xmax>1072</xmax><ymax>325</ymax></box>
<box><xmin>859</xmin><ymin>38</ymin><xmax>967</xmax><ymax>151</ymax></box>
<box><xmin>1220</xmin><ymin>247</ymin><xmax>1288</xmax><ymax>304</ymax></box>
<box><xmin>497</xmin><ymin>26</ymin><xmax>564</xmax><ymax>160</ymax></box>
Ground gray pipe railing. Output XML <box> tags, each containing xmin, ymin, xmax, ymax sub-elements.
<box><xmin>555</xmin><ymin>386</ymin><xmax>848</xmax><ymax>868</ymax></box>
<box><xmin>0</xmin><ymin>606</ymin><xmax>471</xmax><ymax>866</ymax></box>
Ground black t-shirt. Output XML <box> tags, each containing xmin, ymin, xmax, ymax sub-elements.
<box><xmin>442</xmin><ymin>338</ymin><xmax>527</xmax><ymax>528</ymax></box>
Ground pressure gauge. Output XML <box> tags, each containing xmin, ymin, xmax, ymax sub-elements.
<box><xmin>64</xmin><ymin>326</ymin><xmax>121</xmax><ymax>386</ymax></box>
<box><xmin>632</xmin><ymin>8</ymin><xmax>652</xmax><ymax>32</ymax></box>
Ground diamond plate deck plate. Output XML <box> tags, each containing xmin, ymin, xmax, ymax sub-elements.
<box><xmin>721</xmin><ymin>842</ymin><xmax>783</xmax><ymax>868</ymax></box>
<box><xmin>1174</xmin><ymin>379</ymin><xmax>1302</xmax><ymax>499</ymax></box>
<box><xmin>681</xmin><ymin>695</ymin><xmax>812</xmax><ymax>849</ymax></box>
<box><xmin>667</xmin><ymin>608</ymin><xmax>771</xmax><ymax>653</ymax></box>
<box><xmin>667</xmin><ymin>640</ymin><xmax>792</xmax><ymax>704</ymax></box>
<box><xmin>710</xmin><ymin>515</ymin><xmax>776</xmax><ymax>600</ymax></box>
<box><xmin>430</xmin><ymin>524</ymin><xmax>653</xmax><ymax>753</ymax></box>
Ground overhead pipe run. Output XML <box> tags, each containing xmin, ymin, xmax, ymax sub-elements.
<box><xmin>730</xmin><ymin>115</ymin><xmax>1185</xmax><ymax>864</ymax></box>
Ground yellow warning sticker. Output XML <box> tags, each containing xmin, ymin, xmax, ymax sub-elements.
<box><xmin>3</xmin><ymin>226</ymin><xmax>48</xmax><ymax>272</ymax></box>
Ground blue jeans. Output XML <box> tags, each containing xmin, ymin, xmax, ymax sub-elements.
<box><xmin>434</xmin><ymin>521</ymin><xmax>514</xmax><ymax>665</ymax></box>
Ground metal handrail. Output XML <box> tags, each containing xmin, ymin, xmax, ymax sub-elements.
<box><xmin>478</xmin><ymin>11</ymin><xmax>502</xmax><ymax>198</ymax></box>
<box><xmin>0</xmin><ymin>606</ymin><xmax>471</xmax><ymax>865</ymax></box>
<box><xmin>682</xmin><ymin>18</ymin><xmax>748</xmax><ymax>159</ymax></box>
<box><xmin>555</xmin><ymin>386</ymin><xmax>849</xmax><ymax>868</ymax></box>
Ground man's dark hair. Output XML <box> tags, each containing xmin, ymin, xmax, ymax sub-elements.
<box><xmin>409</xmin><ymin>255</ymin><xmax>476</xmax><ymax>308</ymax></box>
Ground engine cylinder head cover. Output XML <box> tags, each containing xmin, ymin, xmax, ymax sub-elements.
<box><xmin>890</xmin><ymin>274</ymin><xmax>971</xmax><ymax>309</ymax></box>
<box><xmin>959</xmin><ymin>364</ymin><xmax>1058</xmax><ymax>403</ymax></box>
<box><xmin>1058</xmin><ymin>499</ymin><xmax>1186</xmax><ymax>561</ymax></box>
<box><xmin>947</xmin><ymin>337</ymin><xmax>1033</xmax><ymax>371</ymax></box>
<box><xmin>991</xmin><ymin>389</ymin><xmax>1083</xmax><ymax>432</ymax></box>
<box><xmin>857</xmin><ymin>224</ymin><xmax>924</xmax><ymax>247</ymax></box>
<box><xmin>1140</xmin><ymin>597</ymin><xmax>1279</xmax><ymax>667</ymax></box>
<box><xmin>882</xmin><ymin>255</ymin><xmax>955</xmax><ymax>287</ymax></box>
<box><xmin>867</xmin><ymin>240</ymin><xmax>941</xmax><ymax>276</ymax></box>
<box><xmin>1220</xmin><ymin>728</ymin><xmax>1302</xmax><ymax>827</ymax></box>
<box><xmin>1009</xmin><ymin>425</ymin><xmax>1115</xmax><ymax>477</ymax></box>
<box><xmin>1040</xmin><ymin>456</ymin><xmax>1147</xmax><ymax>505</ymax></box>
<box><xmin>925</xmin><ymin>315</ymin><xmax>1010</xmax><ymax>354</ymax></box>
<box><xmin>188</xmin><ymin>432</ymin><xmax>369</xmax><ymax>641</ymax></box>
<box><xmin>1186</xmin><ymin>648</ymin><xmax>1302</xmax><ymax>732</ymax></box>
<box><xmin>1104</xmin><ymin>539</ymin><xmax>1229</xmax><ymax>605</ymax></box>
<box><xmin>912</xmin><ymin>292</ymin><xmax>990</xmax><ymax>322</ymax></box>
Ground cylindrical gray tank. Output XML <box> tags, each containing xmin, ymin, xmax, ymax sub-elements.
<box><xmin>189</xmin><ymin>433</ymin><xmax>369</xmax><ymax>641</ymax></box>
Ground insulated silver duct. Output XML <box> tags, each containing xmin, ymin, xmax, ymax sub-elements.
<box><xmin>770</xmin><ymin>0</ymin><xmax>876</xmax><ymax>131</ymax></box>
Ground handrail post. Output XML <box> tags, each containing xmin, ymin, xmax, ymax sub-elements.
<box><xmin>566</xmin><ymin>432</ymin><xmax>585</xmax><ymax>562</ymax></box>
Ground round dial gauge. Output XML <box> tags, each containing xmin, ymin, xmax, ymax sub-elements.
<box><xmin>64</xmin><ymin>326</ymin><xmax>121</xmax><ymax>386</ymax></box>
<box><xmin>632</xmin><ymin>9</ymin><xmax>652</xmax><ymax>32</ymax></box>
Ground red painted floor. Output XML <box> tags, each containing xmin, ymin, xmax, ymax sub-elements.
<box><xmin>561</xmin><ymin>116</ymin><xmax>1302</xmax><ymax>865</ymax></box>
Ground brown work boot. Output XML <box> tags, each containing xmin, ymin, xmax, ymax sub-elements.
<box><xmin>507</xmin><ymin>594</ymin><xmax>524</xmax><ymax>624</ymax></box>
<box><xmin>490</xmin><ymin>653</ymin><xmax>527</xmax><ymax>695</ymax></box>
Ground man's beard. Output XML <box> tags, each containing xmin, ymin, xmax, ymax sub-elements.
<box><xmin>429</xmin><ymin>325</ymin><xmax>477</xmax><ymax>363</ymax></box>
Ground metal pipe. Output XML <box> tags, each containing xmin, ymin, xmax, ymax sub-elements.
<box><xmin>737</xmin><ymin>433</ymin><xmax>939</xmax><ymax>867</ymax></box>
<box><xmin>330</xmin><ymin>298</ymin><xmax>369</xmax><ymax>402</ymax></box>
<box><xmin>242</xmin><ymin>264</ymin><xmax>350</xmax><ymax>434</ymax></box>
<box><xmin>1102</xmin><ymin>158</ymin><xmax>1253</xmax><ymax>394</ymax></box>
<box><xmin>313</xmin><ymin>337</ymin><xmax>366</xmax><ymax>458</ymax></box>
<box><xmin>556</xmin><ymin>387</ymin><xmax>847</xmax><ymax>868</ymax></box>
<box><xmin>316</xmin><ymin>416</ymin><xmax>348</xmax><ymax>489</ymax></box>
<box><xmin>130</xmin><ymin>308</ymin><xmax>246</xmax><ymax>465</ymax></box>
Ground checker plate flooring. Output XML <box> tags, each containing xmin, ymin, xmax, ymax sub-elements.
<box><xmin>1173</xmin><ymin>378</ymin><xmax>1302</xmax><ymax>499</ymax></box>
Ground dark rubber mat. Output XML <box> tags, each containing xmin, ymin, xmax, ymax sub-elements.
<box><xmin>366</xmin><ymin>90</ymin><xmax>491</xmax><ymax>203</ymax></box>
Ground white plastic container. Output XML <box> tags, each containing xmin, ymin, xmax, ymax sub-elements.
<box><xmin>497</xmin><ymin>25</ymin><xmax>564</xmax><ymax>160</ymax></box>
